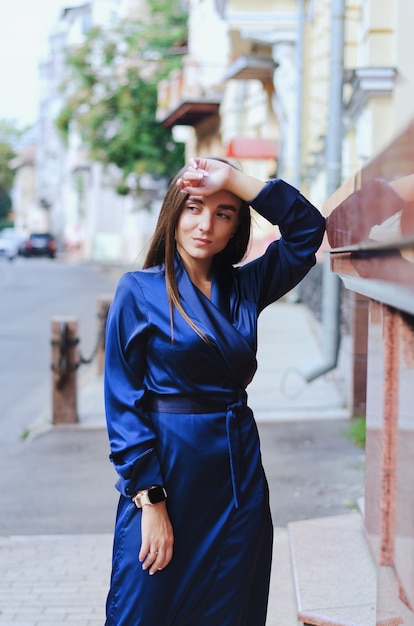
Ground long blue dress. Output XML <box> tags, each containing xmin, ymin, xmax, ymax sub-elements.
<box><xmin>104</xmin><ymin>179</ymin><xmax>325</xmax><ymax>625</ymax></box>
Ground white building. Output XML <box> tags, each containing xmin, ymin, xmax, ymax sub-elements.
<box><xmin>36</xmin><ymin>0</ymin><xmax>158</xmax><ymax>263</ymax></box>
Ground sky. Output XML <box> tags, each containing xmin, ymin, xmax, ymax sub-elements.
<box><xmin>0</xmin><ymin>0</ymin><xmax>69</xmax><ymax>128</ymax></box>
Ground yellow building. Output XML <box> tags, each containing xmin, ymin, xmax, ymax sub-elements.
<box><xmin>157</xmin><ymin>0</ymin><xmax>414</xmax><ymax>201</ymax></box>
<box><xmin>156</xmin><ymin>4</ymin><xmax>414</xmax><ymax>622</ymax></box>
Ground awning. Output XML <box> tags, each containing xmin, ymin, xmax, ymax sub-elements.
<box><xmin>157</xmin><ymin>99</ymin><xmax>220</xmax><ymax>128</ymax></box>
<box><xmin>226</xmin><ymin>137</ymin><xmax>278</xmax><ymax>159</ymax></box>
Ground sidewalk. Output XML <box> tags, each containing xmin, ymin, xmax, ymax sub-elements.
<box><xmin>0</xmin><ymin>302</ymin><xmax>361</xmax><ymax>625</ymax></box>
<box><xmin>47</xmin><ymin>300</ymin><xmax>351</xmax><ymax>432</ymax></box>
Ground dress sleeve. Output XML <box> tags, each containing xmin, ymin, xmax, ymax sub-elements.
<box><xmin>238</xmin><ymin>179</ymin><xmax>326</xmax><ymax>311</ymax></box>
<box><xmin>104</xmin><ymin>272</ymin><xmax>164</xmax><ymax>497</ymax></box>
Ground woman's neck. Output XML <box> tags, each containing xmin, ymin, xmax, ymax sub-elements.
<box><xmin>191</xmin><ymin>275</ymin><xmax>212</xmax><ymax>299</ymax></box>
<box><xmin>179</xmin><ymin>254</ymin><xmax>212</xmax><ymax>299</ymax></box>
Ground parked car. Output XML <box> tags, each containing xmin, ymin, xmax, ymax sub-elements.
<box><xmin>0</xmin><ymin>228</ymin><xmax>26</xmax><ymax>260</ymax></box>
<box><xmin>21</xmin><ymin>233</ymin><xmax>58</xmax><ymax>259</ymax></box>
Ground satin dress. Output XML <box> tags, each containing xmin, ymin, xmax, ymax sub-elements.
<box><xmin>104</xmin><ymin>179</ymin><xmax>325</xmax><ymax>625</ymax></box>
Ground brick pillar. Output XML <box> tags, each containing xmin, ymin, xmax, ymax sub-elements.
<box><xmin>351</xmin><ymin>291</ymin><xmax>369</xmax><ymax>417</ymax></box>
<box><xmin>380</xmin><ymin>305</ymin><xmax>399</xmax><ymax>566</ymax></box>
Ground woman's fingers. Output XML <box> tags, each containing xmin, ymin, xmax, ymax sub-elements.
<box><xmin>177</xmin><ymin>158</ymin><xmax>231</xmax><ymax>195</ymax></box>
<box><xmin>176</xmin><ymin>168</ymin><xmax>212</xmax><ymax>195</ymax></box>
<box><xmin>141</xmin><ymin>549</ymin><xmax>160</xmax><ymax>574</ymax></box>
<box><xmin>141</xmin><ymin>546</ymin><xmax>173</xmax><ymax>575</ymax></box>
<box><xmin>138</xmin><ymin>537</ymin><xmax>150</xmax><ymax>563</ymax></box>
<box><xmin>179</xmin><ymin>168</ymin><xmax>209</xmax><ymax>184</ymax></box>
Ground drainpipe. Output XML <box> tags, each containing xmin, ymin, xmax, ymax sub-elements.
<box><xmin>293</xmin><ymin>0</ymin><xmax>305</xmax><ymax>189</ymax></box>
<box><xmin>299</xmin><ymin>0</ymin><xmax>344</xmax><ymax>383</ymax></box>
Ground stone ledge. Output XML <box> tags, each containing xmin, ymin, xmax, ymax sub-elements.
<box><xmin>288</xmin><ymin>513</ymin><xmax>402</xmax><ymax>626</ymax></box>
<box><xmin>267</xmin><ymin>527</ymin><xmax>301</xmax><ymax>625</ymax></box>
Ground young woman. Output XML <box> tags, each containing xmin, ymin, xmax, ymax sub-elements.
<box><xmin>104</xmin><ymin>157</ymin><xmax>325</xmax><ymax>625</ymax></box>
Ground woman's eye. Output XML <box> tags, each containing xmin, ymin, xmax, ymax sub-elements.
<box><xmin>217</xmin><ymin>212</ymin><xmax>231</xmax><ymax>220</ymax></box>
<box><xmin>187</xmin><ymin>205</ymin><xmax>199</xmax><ymax>212</ymax></box>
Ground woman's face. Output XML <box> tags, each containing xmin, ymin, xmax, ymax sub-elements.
<box><xmin>175</xmin><ymin>190</ymin><xmax>241</xmax><ymax>267</ymax></box>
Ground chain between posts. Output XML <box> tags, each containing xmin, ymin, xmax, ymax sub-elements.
<box><xmin>77</xmin><ymin>306</ymin><xmax>108</xmax><ymax>367</ymax></box>
<box><xmin>50</xmin><ymin>299</ymin><xmax>111</xmax><ymax>393</ymax></box>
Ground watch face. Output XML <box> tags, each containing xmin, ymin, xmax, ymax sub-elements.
<box><xmin>148</xmin><ymin>486</ymin><xmax>167</xmax><ymax>504</ymax></box>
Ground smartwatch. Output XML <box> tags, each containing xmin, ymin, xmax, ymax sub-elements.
<box><xmin>132</xmin><ymin>485</ymin><xmax>167</xmax><ymax>508</ymax></box>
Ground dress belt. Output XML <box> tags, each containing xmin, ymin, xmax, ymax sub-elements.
<box><xmin>144</xmin><ymin>391</ymin><xmax>248</xmax><ymax>509</ymax></box>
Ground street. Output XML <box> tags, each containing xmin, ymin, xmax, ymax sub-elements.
<box><xmin>0</xmin><ymin>257</ymin><xmax>366</xmax><ymax>626</ymax></box>
<box><xmin>0</xmin><ymin>257</ymin><xmax>120</xmax><ymax>448</ymax></box>
<box><xmin>0</xmin><ymin>259</ymin><xmax>365</xmax><ymax>534</ymax></box>
<box><xmin>0</xmin><ymin>258</ymin><xmax>365</xmax><ymax>535</ymax></box>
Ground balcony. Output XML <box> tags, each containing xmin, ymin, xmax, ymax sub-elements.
<box><xmin>156</xmin><ymin>60</ymin><xmax>222</xmax><ymax>129</ymax></box>
<box><xmin>223</xmin><ymin>54</ymin><xmax>277</xmax><ymax>82</ymax></box>
<box><xmin>157</xmin><ymin>98</ymin><xmax>221</xmax><ymax>128</ymax></box>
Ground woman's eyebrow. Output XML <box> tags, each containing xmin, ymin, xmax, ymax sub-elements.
<box><xmin>218</xmin><ymin>204</ymin><xmax>238</xmax><ymax>212</ymax></box>
<box><xmin>187</xmin><ymin>197</ymin><xmax>238</xmax><ymax>212</ymax></box>
<box><xmin>187</xmin><ymin>196</ymin><xmax>204</xmax><ymax>204</ymax></box>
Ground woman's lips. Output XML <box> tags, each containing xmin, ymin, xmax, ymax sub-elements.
<box><xmin>193</xmin><ymin>238</ymin><xmax>212</xmax><ymax>245</ymax></box>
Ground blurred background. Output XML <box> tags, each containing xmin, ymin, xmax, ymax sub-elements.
<box><xmin>1</xmin><ymin>4</ymin><xmax>414</xmax><ymax>622</ymax></box>
<box><xmin>2</xmin><ymin>0</ymin><xmax>413</xmax><ymax>429</ymax></box>
<box><xmin>1</xmin><ymin>0</ymin><xmax>412</xmax><ymax>266</ymax></box>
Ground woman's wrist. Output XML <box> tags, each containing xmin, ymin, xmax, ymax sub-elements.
<box><xmin>132</xmin><ymin>485</ymin><xmax>167</xmax><ymax>508</ymax></box>
<box><xmin>226</xmin><ymin>166</ymin><xmax>266</xmax><ymax>202</ymax></box>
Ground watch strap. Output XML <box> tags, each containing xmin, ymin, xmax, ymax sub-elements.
<box><xmin>132</xmin><ymin>485</ymin><xmax>167</xmax><ymax>508</ymax></box>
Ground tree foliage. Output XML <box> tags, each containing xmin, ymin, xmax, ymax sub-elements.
<box><xmin>0</xmin><ymin>121</ymin><xmax>19</xmax><ymax>222</ymax></box>
<box><xmin>0</xmin><ymin>186</ymin><xmax>12</xmax><ymax>224</ymax></box>
<box><xmin>56</xmin><ymin>0</ymin><xmax>188</xmax><ymax>191</ymax></box>
<box><xmin>0</xmin><ymin>141</ymin><xmax>15</xmax><ymax>191</ymax></box>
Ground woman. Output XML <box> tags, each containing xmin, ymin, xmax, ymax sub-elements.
<box><xmin>104</xmin><ymin>157</ymin><xmax>325</xmax><ymax>625</ymax></box>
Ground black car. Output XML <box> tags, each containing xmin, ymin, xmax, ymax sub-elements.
<box><xmin>21</xmin><ymin>233</ymin><xmax>58</xmax><ymax>259</ymax></box>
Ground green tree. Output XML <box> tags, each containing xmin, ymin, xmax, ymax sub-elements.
<box><xmin>56</xmin><ymin>0</ymin><xmax>187</xmax><ymax>193</ymax></box>
<box><xmin>0</xmin><ymin>121</ymin><xmax>19</xmax><ymax>225</ymax></box>
<box><xmin>0</xmin><ymin>186</ymin><xmax>12</xmax><ymax>225</ymax></box>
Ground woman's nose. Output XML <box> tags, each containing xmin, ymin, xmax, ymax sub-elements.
<box><xmin>198</xmin><ymin>211</ymin><xmax>212</xmax><ymax>231</ymax></box>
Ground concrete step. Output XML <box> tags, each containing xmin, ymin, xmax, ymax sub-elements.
<box><xmin>267</xmin><ymin>527</ymin><xmax>301</xmax><ymax>626</ymax></box>
<box><xmin>287</xmin><ymin>513</ymin><xmax>402</xmax><ymax>626</ymax></box>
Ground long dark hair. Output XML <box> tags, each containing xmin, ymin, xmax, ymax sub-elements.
<box><xmin>143</xmin><ymin>158</ymin><xmax>251</xmax><ymax>339</ymax></box>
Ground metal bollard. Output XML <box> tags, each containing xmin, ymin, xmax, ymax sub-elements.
<box><xmin>51</xmin><ymin>317</ymin><xmax>79</xmax><ymax>424</ymax></box>
<box><xmin>97</xmin><ymin>295</ymin><xmax>112</xmax><ymax>376</ymax></box>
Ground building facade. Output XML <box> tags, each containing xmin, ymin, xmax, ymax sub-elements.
<box><xmin>35</xmin><ymin>0</ymin><xmax>157</xmax><ymax>262</ymax></box>
<box><xmin>13</xmin><ymin>0</ymin><xmax>414</xmax><ymax>263</ymax></box>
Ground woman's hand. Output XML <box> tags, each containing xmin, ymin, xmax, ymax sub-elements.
<box><xmin>139</xmin><ymin>501</ymin><xmax>174</xmax><ymax>575</ymax></box>
<box><xmin>177</xmin><ymin>157</ymin><xmax>265</xmax><ymax>201</ymax></box>
<box><xmin>176</xmin><ymin>158</ymin><xmax>231</xmax><ymax>195</ymax></box>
